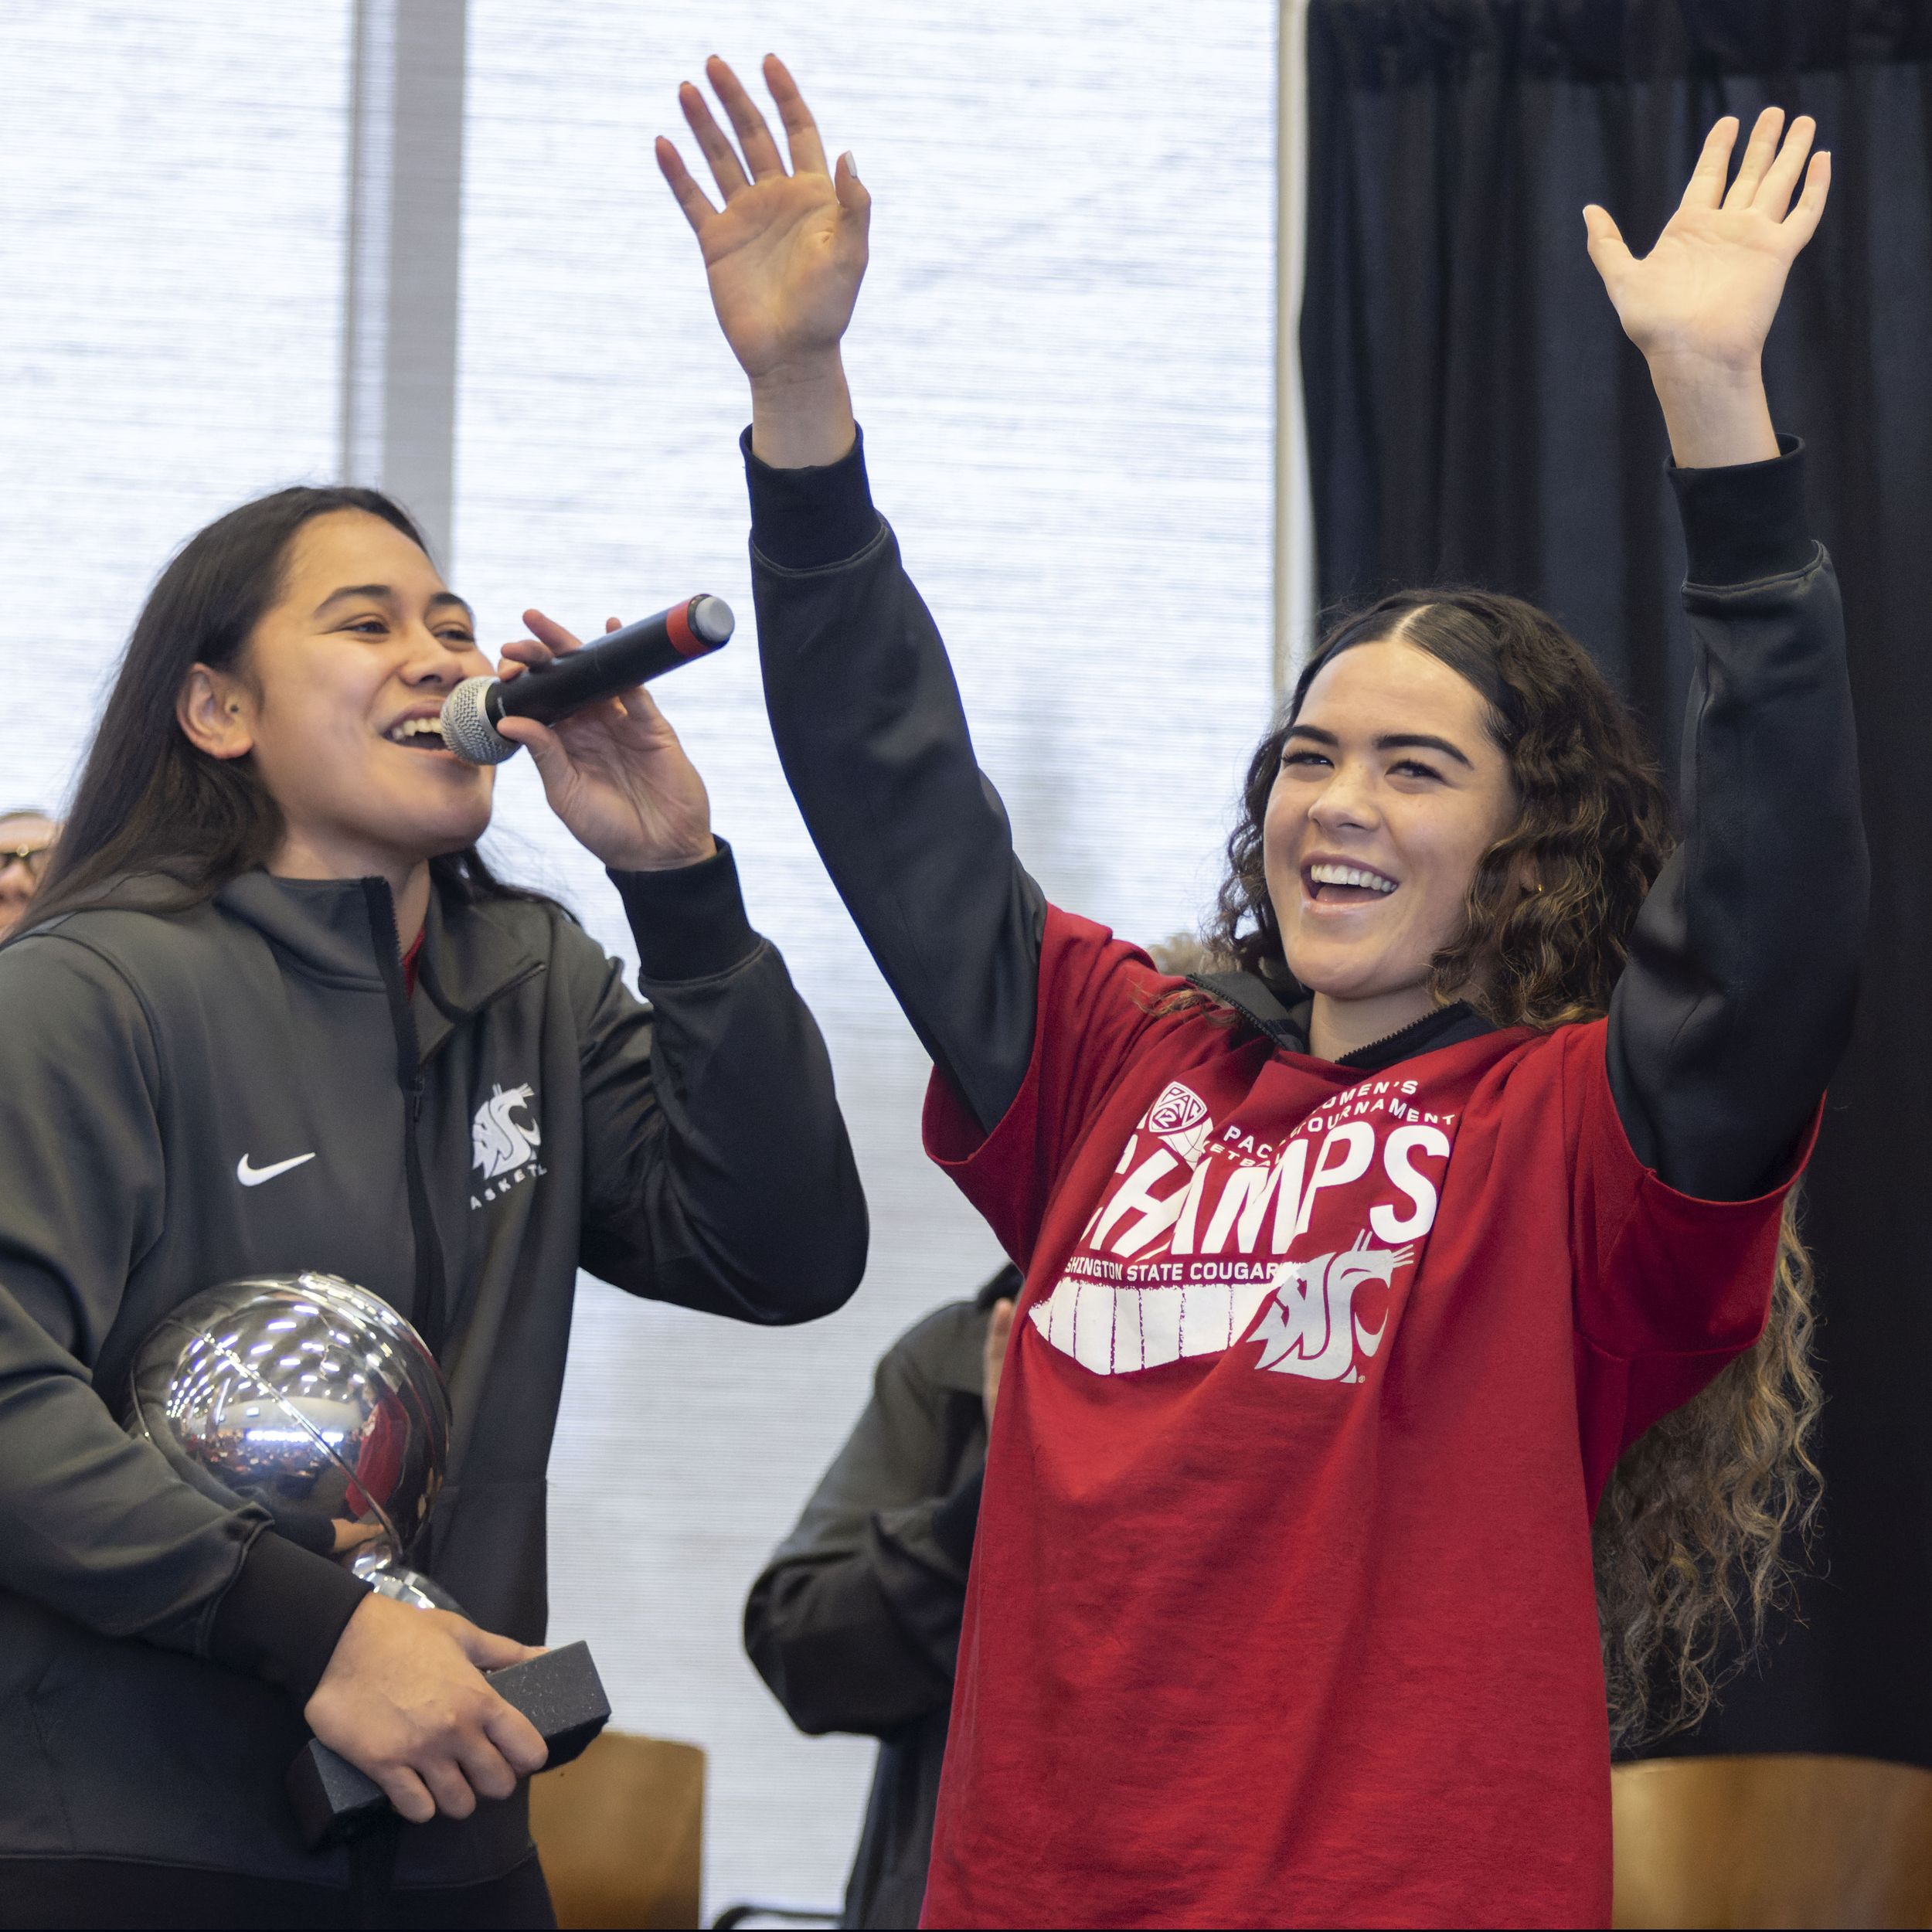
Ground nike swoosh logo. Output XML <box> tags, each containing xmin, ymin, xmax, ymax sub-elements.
<box><xmin>236</xmin><ymin>1151</ymin><xmax>317</xmax><ymax>1187</ymax></box>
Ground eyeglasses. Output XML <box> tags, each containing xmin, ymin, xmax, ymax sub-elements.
<box><xmin>0</xmin><ymin>844</ymin><xmax>53</xmax><ymax>882</ymax></box>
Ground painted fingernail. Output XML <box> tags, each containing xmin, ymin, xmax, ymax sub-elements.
<box><xmin>841</xmin><ymin>151</ymin><xmax>859</xmax><ymax>182</ymax></box>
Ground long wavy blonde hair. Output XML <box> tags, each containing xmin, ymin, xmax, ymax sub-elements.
<box><xmin>1204</xmin><ymin>587</ymin><xmax>1822</xmax><ymax>1747</ymax></box>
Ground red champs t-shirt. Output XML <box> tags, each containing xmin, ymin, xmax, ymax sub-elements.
<box><xmin>918</xmin><ymin>907</ymin><xmax>1800</xmax><ymax>1930</ymax></box>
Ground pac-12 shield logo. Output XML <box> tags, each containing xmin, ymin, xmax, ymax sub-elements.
<box><xmin>1145</xmin><ymin>1081</ymin><xmax>1216</xmax><ymax>1165</ymax></box>
<box><xmin>1148</xmin><ymin>1082</ymin><xmax>1209</xmax><ymax>1136</ymax></box>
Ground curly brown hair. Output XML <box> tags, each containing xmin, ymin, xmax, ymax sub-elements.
<box><xmin>1205</xmin><ymin>587</ymin><xmax>1821</xmax><ymax>1747</ymax></box>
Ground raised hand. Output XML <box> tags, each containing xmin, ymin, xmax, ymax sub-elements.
<box><xmin>492</xmin><ymin>614</ymin><xmax>715</xmax><ymax>873</ymax></box>
<box><xmin>657</xmin><ymin>56</ymin><xmax>866</xmax><ymax>468</ymax></box>
<box><xmin>1584</xmin><ymin>110</ymin><xmax>1829</xmax><ymax>468</ymax></box>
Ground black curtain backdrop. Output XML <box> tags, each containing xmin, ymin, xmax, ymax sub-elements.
<box><xmin>1301</xmin><ymin>0</ymin><xmax>1932</xmax><ymax>1765</ymax></box>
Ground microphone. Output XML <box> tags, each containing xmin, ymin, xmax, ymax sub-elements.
<box><xmin>440</xmin><ymin>594</ymin><xmax>734</xmax><ymax>765</ymax></box>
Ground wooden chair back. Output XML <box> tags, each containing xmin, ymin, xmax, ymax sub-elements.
<box><xmin>1613</xmin><ymin>1754</ymin><xmax>1932</xmax><ymax>1928</ymax></box>
<box><xmin>529</xmin><ymin>1729</ymin><xmax>706</xmax><ymax>1930</ymax></box>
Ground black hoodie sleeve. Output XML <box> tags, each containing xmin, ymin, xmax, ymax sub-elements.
<box><xmin>747</xmin><ymin>431</ymin><xmax>1046</xmax><ymax>1138</ymax></box>
<box><xmin>1606</xmin><ymin>442</ymin><xmax>1866</xmax><ymax>1199</ymax></box>
<box><xmin>744</xmin><ymin>1303</ymin><xmax>986</xmax><ymax>1738</ymax></box>
<box><xmin>752</xmin><ymin>432</ymin><xmax>1864</xmax><ymax>1202</ymax></box>
<box><xmin>568</xmin><ymin>840</ymin><xmax>869</xmax><ymax>1321</ymax></box>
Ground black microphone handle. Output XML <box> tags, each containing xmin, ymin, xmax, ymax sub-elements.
<box><xmin>486</xmin><ymin>596</ymin><xmax>732</xmax><ymax>729</ymax></box>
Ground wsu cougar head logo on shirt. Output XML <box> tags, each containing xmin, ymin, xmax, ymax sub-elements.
<box><xmin>1250</xmin><ymin>1230</ymin><xmax>1417</xmax><ymax>1382</ymax></box>
<box><xmin>1029</xmin><ymin>1073</ymin><xmax>1458</xmax><ymax>1386</ymax></box>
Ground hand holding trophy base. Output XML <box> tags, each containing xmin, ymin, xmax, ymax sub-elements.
<box><xmin>289</xmin><ymin>1639</ymin><xmax>611</xmax><ymax>1849</ymax></box>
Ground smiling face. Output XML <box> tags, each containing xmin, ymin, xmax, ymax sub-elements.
<box><xmin>181</xmin><ymin>509</ymin><xmax>495</xmax><ymax>880</ymax></box>
<box><xmin>1264</xmin><ymin>634</ymin><xmax>1519</xmax><ymax>1033</ymax></box>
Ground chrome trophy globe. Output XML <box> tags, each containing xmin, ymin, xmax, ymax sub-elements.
<box><xmin>125</xmin><ymin>1269</ymin><xmax>610</xmax><ymax>1847</ymax></box>
<box><xmin>126</xmin><ymin>1270</ymin><xmax>458</xmax><ymax>1610</ymax></box>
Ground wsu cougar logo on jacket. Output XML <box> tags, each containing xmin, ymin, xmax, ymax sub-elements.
<box><xmin>1028</xmin><ymin>1073</ymin><xmax>1459</xmax><ymax>1384</ymax></box>
<box><xmin>471</xmin><ymin>1082</ymin><xmax>546</xmax><ymax>1207</ymax></box>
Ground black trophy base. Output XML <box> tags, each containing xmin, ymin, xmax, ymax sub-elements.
<box><xmin>287</xmin><ymin>1639</ymin><xmax>612</xmax><ymax>1850</ymax></box>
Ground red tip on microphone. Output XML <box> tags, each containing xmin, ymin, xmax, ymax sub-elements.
<box><xmin>665</xmin><ymin>594</ymin><xmax>734</xmax><ymax>658</ymax></box>
<box><xmin>665</xmin><ymin>600</ymin><xmax>700</xmax><ymax>656</ymax></box>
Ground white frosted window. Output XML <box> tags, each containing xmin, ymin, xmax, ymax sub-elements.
<box><xmin>0</xmin><ymin>3</ymin><xmax>351</xmax><ymax>812</ymax></box>
<box><xmin>0</xmin><ymin>2</ymin><xmax>1274</xmax><ymax>1910</ymax></box>
<box><xmin>457</xmin><ymin>4</ymin><xmax>1278</xmax><ymax>1912</ymax></box>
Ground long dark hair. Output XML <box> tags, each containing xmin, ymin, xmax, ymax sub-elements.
<box><xmin>26</xmin><ymin>485</ymin><xmax>529</xmax><ymax>932</ymax></box>
<box><xmin>1207</xmin><ymin>587</ymin><xmax>1821</xmax><ymax>1747</ymax></box>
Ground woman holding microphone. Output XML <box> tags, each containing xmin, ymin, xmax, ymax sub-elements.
<box><xmin>660</xmin><ymin>64</ymin><xmax>1860</xmax><ymax>1927</ymax></box>
<box><xmin>0</xmin><ymin>485</ymin><xmax>866</xmax><ymax>1927</ymax></box>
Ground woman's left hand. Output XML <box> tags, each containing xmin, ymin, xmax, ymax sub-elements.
<box><xmin>493</xmin><ymin>611</ymin><xmax>716</xmax><ymax>872</ymax></box>
<box><xmin>1584</xmin><ymin>108</ymin><xmax>1828</xmax><ymax>468</ymax></box>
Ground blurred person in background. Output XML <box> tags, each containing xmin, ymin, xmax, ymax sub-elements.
<box><xmin>0</xmin><ymin>810</ymin><xmax>57</xmax><ymax>938</ymax></box>
<box><xmin>0</xmin><ymin>483</ymin><xmax>867</xmax><ymax>1929</ymax></box>
<box><xmin>745</xmin><ymin>1262</ymin><xmax>1019</xmax><ymax>1930</ymax></box>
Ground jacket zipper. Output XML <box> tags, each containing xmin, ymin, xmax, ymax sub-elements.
<box><xmin>1188</xmin><ymin>971</ymin><xmax>1488</xmax><ymax>1070</ymax></box>
<box><xmin>1335</xmin><ymin>1002</ymin><xmax>1481</xmax><ymax>1069</ymax></box>
<box><xmin>363</xmin><ymin>879</ymin><xmax>451</xmax><ymax>1359</ymax></box>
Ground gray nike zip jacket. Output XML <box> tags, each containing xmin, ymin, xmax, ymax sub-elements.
<box><xmin>0</xmin><ymin>843</ymin><xmax>866</xmax><ymax>1891</ymax></box>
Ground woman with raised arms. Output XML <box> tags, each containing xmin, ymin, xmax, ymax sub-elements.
<box><xmin>660</xmin><ymin>63</ymin><xmax>1861</xmax><ymax>1929</ymax></box>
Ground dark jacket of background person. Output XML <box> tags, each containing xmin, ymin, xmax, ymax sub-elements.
<box><xmin>745</xmin><ymin>1266</ymin><xmax>1019</xmax><ymax>1930</ymax></box>
<box><xmin>0</xmin><ymin>848</ymin><xmax>866</xmax><ymax>1898</ymax></box>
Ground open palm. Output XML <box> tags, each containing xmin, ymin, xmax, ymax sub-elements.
<box><xmin>658</xmin><ymin>56</ymin><xmax>869</xmax><ymax>381</ymax></box>
<box><xmin>1587</xmin><ymin>109</ymin><xmax>1829</xmax><ymax>373</ymax></box>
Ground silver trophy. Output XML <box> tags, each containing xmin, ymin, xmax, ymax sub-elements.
<box><xmin>126</xmin><ymin>1270</ymin><xmax>608</xmax><ymax>1846</ymax></box>
<box><xmin>127</xmin><ymin>1270</ymin><xmax>459</xmax><ymax>1611</ymax></box>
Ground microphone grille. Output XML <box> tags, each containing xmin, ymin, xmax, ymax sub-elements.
<box><xmin>440</xmin><ymin>678</ymin><xmax>519</xmax><ymax>765</ymax></box>
<box><xmin>690</xmin><ymin>595</ymin><xmax>735</xmax><ymax>647</ymax></box>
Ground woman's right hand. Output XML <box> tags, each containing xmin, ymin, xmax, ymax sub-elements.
<box><xmin>657</xmin><ymin>56</ymin><xmax>869</xmax><ymax>468</ymax></box>
<box><xmin>303</xmin><ymin>1593</ymin><xmax>550</xmax><ymax>1824</ymax></box>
